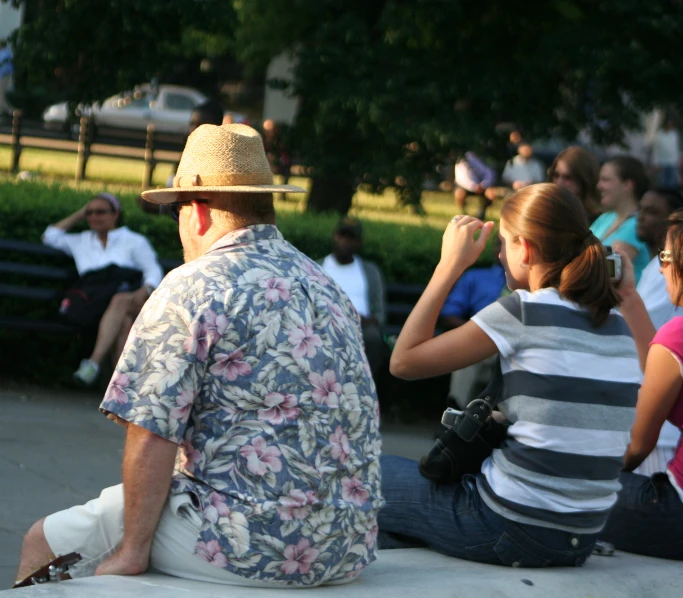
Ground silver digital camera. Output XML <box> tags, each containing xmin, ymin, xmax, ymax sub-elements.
<box><xmin>604</xmin><ymin>246</ymin><xmax>622</xmax><ymax>283</ymax></box>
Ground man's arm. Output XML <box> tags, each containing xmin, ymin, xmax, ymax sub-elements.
<box><xmin>95</xmin><ymin>424</ymin><xmax>177</xmax><ymax>576</ymax></box>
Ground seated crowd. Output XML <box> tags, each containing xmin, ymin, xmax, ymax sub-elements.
<box><xmin>16</xmin><ymin>123</ymin><xmax>682</xmax><ymax>590</ymax></box>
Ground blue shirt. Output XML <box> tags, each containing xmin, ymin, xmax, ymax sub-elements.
<box><xmin>0</xmin><ymin>47</ymin><xmax>13</xmax><ymax>78</ymax></box>
<box><xmin>100</xmin><ymin>225</ymin><xmax>383</xmax><ymax>586</ymax></box>
<box><xmin>590</xmin><ymin>212</ymin><xmax>650</xmax><ymax>283</ymax></box>
<box><xmin>442</xmin><ymin>264</ymin><xmax>507</xmax><ymax>320</ymax></box>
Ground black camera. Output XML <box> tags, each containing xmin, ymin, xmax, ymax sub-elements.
<box><xmin>604</xmin><ymin>246</ymin><xmax>622</xmax><ymax>283</ymax></box>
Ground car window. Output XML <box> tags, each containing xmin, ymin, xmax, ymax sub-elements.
<box><xmin>165</xmin><ymin>93</ymin><xmax>197</xmax><ymax>111</ymax></box>
<box><xmin>113</xmin><ymin>95</ymin><xmax>150</xmax><ymax>110</ymax></box>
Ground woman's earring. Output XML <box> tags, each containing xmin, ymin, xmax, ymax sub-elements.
<box><xmin>520</xmin><ymin>262</ymin><xmax>528</xmax><ymax>269</ymax></box>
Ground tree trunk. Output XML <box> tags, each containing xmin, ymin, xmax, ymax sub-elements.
<box><xmin>306</xmin><ymin>175</ymin><xmax>355</xmax><ymax>214</ymax></box>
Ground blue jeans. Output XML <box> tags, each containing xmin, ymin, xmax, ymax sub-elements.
<box><xmin>378</xmin><ymin>455</ymin><xmax>597</xmax><ymax>567</ymax></box>
<box><xmin>600</xmin><ymin>472</ymin><xmax>683</xmax><ymax>560</ymax></box>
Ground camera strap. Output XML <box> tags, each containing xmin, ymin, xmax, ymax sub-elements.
<box><xmin>447</xmin><ymin>357</ymin><xmax>504</xmax><ymax>442</ymax></box>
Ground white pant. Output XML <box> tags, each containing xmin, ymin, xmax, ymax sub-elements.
<box><xmin>43</xmin><ymin>484</ymin><xmax>281</xmax><ymax>587</ymax></box>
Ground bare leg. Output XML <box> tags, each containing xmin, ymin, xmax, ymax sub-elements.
<box><xmin>112</xmin><ymin>315</ymin><xmax>134</xmax><ymax>367</ymax></box>
<box><xmin>477</xmin><ymin>195</ymin><xmax>491</xmax><ymax>220</ymax></box>
<box><xmin>88</xmin><ymin>293</ymin><xmax>134</xmax><ymax>366</ymax></box>
<box><xmin>454</xmin><ymin>187</ymin><xmax>467</xmax><ymax>211</ymax></box>
<box><xmin>16</xmin><ymin>519</ymin><xmax>54</xmax><ymax>583</ymax></box>
<box><xmin>89</xmin><ymin>292</ymin><xmax>145</xmax><ymax>366</ymax></box>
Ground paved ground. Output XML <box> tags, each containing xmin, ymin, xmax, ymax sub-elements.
<box><xmin>0</xmin><ymin>383</ymin><xmax>435</xmax><ymax>589</ymax></box>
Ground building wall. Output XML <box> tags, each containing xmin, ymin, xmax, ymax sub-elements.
<box><xmin>0</xmin><ymin>3</ymin><xmax>23</xmax><ymax>41</ymax></box>
<box><xmin>263</xmin><ymin>52</ymin><xmax>298</xmax><ymax>125</ymax></box>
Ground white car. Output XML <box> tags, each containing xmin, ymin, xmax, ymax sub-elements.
<box><xmin>43</xmin><ymin>84</ymin><xmax>245</xmax><ymax>136</ymax></box>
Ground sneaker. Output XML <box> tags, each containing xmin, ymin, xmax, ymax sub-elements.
<box><xmin>72</xmin><ymin>359</ymin><xmax>100</xmax><ymax>386</ymax></box>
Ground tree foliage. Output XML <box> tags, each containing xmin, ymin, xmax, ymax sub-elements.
<box><xmin>3</xmin><ymin>0</ymin><xmax>235</xmax><ymax>107</ymax></box>
<box><xmin>232</xmin><ymin>0</ymin><xmax>683</xmax><ymax>212</ymax></box>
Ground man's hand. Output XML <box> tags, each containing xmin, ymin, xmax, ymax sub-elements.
<box><xmin>95</xmin><ymin>547</ymin><xmax>149</xmax><ymax>577</ymax></box>
<box><xmin>99</xmin><ymin>425</ymin><xmax>177</xmax><ymax>578</ymax></box>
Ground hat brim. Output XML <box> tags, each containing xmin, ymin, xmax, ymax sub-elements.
<box><xmin>141</xmin><ymin>184</ymin><xmax>307</xmax><ymax>205</ymax></box>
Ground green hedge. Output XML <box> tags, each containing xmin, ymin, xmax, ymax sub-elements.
<box><xmin>0</xmin><ymin>179</ymin><xmax>495</xmax><ymax>283</ymax></box>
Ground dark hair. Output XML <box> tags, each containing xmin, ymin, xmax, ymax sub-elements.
<box><xmin>666</xmin><ymin>208</ymin><xmax>683</xmax><ymax>306</ymax></box>
<box><xmin>501</xmin><ymin>183</ymin><xmax>619</xmax><ymax>326</ymax></box>
<box><xmin>548</xmin><ymin>146</ymin><xmax>601</xmax><ymax>221</ymax></box>
<box><xmin>193</xmin><ymin>100</ymin><xmax>224</xmax><ymax>126</ymax></box>
<box><xmin>607</xmin><ymin>155</ymin><xmax>649</xmax><ymax>201</ymax></box>
<box><xmin>649</xmin><ymin>187</ymin><xmax>683</xmax><ymax>214</ymax></box>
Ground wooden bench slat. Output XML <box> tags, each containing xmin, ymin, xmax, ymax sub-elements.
<box><xmin>0</xmin><ymin>261</ymin><xmax>73</xmax><ymax>280</ymax></box>
<box><xmin>0</xmin><ymin>283</ymin><xmax>61</xmax><ymax>301</ymax></box>
<box><xmin>0</xmin><ymin>315</ymin><xmax>74</xmax><ymax>333</ymax></box>
<box><xmin>0</xmin><ymin>239</ymin><xmax>70</xmax><ymax>258</ymax></box>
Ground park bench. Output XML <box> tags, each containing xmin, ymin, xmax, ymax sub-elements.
<box><xmin>0</xmin><ymin>238</ymin><xmax>181</xmax><ymax>333</ymax></box>
<box><xmin>0</xmin><ymin>236</ymin><xmax>424</xmax><ymax>336</ymax></box>
<box><xmin>3</xmin><ymin>547</ymin><xmax>681</xmax><ymax>597</ymax></box>
<box><xmin>0</xmin><ymin>239</ymin><xmax>442</xmax><ymax>410</ymax></box>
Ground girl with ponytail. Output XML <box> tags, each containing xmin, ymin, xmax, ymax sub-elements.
<box><xmin>380</xmin><ymin>183</ymin><xmax>641</xmax><ymax>568</ymax></box>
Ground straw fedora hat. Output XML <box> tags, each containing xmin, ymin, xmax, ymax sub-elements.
<box><xmin>141</xmin><ymin>123</ymin><xmax>306</xmax><ymax>204</ymax></box>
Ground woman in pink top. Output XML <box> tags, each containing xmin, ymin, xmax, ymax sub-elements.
<box><xmin>601</xmin><ymin>209</ymin><xmax>683</xmax><ymax>559</ymax></box>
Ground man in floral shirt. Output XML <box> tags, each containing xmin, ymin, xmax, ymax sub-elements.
<box><xmin>16</xmin><ymin>124</ymin><xmax>383</xmax><ymax>588</ymax></box>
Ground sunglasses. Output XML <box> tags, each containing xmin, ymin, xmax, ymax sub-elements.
<box><xmin>85</xmin><ymin>208</ymin><xmax>114</xmax><ymax>217</ymax></box>
<box><xmin>551</xmin><ymin>172</ymin><xmax>575</xmax><ymax>183</ymax></box>
<box><xmin>169</xmin><ymin>199</ymin><xmax>209</xmax><ymax>222</ymax></box>
<box><xmin>658</xmin><ymin>249</ymin><xmax>673</xmax><ymax>266</ymax></box>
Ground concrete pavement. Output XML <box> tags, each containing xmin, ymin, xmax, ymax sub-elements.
<box><xmin>0</xmin><ymin>382</ymin><xmax>435</xmax><ymax>589</ymax></box>
<box><xmin>4</xmin><ymin>384</ymin><xmax>681</xmax><ymax>597</ymax></box>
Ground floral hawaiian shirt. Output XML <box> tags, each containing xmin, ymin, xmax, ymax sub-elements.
<box><xmin>100</xmin><ymin>225</ymin><xmax>383</xmax><ymax>586</ymax></box>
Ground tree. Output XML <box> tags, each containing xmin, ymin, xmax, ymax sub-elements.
<box><xmin>3</xmin><ymin>0</ymin><xmax>235</xmax><ymax>112</ymax></box>
<box><xmin>232</xmin><ymin>0</ymin><xmax>683</xmax><ymax>214</ymax></box>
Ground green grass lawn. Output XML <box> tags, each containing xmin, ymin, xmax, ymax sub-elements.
<box><xmin>0</xmin><ymin>145</ymin><xmax>501</xmax><ymax>229</ymax></box>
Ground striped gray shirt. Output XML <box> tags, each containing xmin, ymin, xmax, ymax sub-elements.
<box><xmin>471</xmin><ymin>288</ymin><xmax>640</xmax><ymax>534</ymax></box>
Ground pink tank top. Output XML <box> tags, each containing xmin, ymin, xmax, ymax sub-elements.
<box><xmin>651</xmin><ymin>317</ymin><xmax>683</xmax><ymax>489</ymax></box>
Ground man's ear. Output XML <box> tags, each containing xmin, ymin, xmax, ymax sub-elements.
<box><xmin>192</xmin><ymin>200</ymin><xmax>212</xmax><ymax>236</ymax></box>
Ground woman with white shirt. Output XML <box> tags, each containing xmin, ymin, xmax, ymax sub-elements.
<box><xmin>42</xmin><ymin>193</ymin><xmax>163</xmax><ymax>386</ymax></box>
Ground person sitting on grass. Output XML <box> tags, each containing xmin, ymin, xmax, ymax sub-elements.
<box><xmin>379</xmin><ymin>183</ymin><xmax>640</xmax><ymax>567</ymax></box>
<box><xmin>453</xmin><ymin>151</ymin><xmax>497</xmax><ymax>220</ymax></box>
<box><xmin>501</xmin><ymin>141</ymin><xmax>546</xmax><ymax>191</ymax></box>
<box><xmin>42</xmin><ymin>193</ymin><xmax>163</xmax><ymax>386</ymax></box>
<box><xmin>600</xmin><ymin>210</ymin><xmax>683</xmax><ymax>560</ymax></box>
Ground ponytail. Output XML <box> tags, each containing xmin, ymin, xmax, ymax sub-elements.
<box><xmin>556</xmin><ymin>234</ymin><xmax>619</xmax><ymax>326</ymax></box>
<box><xmin>502</xmin><ymin>184</ymin><xmax>620</xmax><ymax>327</ymax></box>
